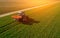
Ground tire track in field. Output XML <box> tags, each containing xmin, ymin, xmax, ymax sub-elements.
<box><xmin>0</xmin><ymin>22</ymin><xmax>23</xmax><ymax>38</ymax></box>
<box><xmin>0</xmin><ymin>16</ymin><xmax>14</xmax><ymax>27</ymax></box>
<box><xmin>0</xmin><ymin>20</ymin><xmax>30</xmax><ymax>38</ymax></box>
<box><xmin>0</xmin><ymin>21</ymin><xmax>18</xmax><ymax>33</ymax></box>
<box><xmin>9</xmin><ymin>25</ymin><xmax>31</xmax><ymax>38</ymax></box>
<box><xmin>0</xmin><ymin>21</ymin><xmax>16</xmax><ymax>34</ymax></box>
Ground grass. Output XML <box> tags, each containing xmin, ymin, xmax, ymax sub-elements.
<box><xmin>0</xmin><ymin>2</ymin><xmax>60</xmax><ymax>38</ymax></box>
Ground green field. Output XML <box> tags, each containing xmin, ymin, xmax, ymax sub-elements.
<box><xmin>0</xmin><ymin>3</ymin><xmax>60</xmax><ymax>38</ymax></box>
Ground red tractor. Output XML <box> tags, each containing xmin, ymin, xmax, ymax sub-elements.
<box><xmin>11</xmin><ymin>11</ymin><xmax>29</xmax><ymax>23</ymax></box>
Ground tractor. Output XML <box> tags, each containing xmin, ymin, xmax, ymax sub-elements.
<box><xmin>11</xmin><ymin>11</ymin><xmax>29</xmax><ymax>23</ymax></box>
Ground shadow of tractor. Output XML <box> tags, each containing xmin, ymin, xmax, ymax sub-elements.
<box><xmin>18</xmin><ymin>16</ymin><xmax>40</xmax><ymax>25</ymax></box>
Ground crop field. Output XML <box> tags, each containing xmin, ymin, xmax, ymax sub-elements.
<box><xmin>0</xmin><ymin>2</ymin><xmax>60</xmax><ymax>38</ymax></box>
